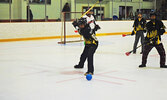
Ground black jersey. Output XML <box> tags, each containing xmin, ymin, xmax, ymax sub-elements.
<box><xmin>78</xmin><ymin>24</ymin><xmax>98</xmax><ymax>45</ymax></box>
<box><xmin>133</xmin><ymin>18</ymin><xmax>146</xmax><ymax>32</ymax></box>
<box><xmin>145</xmin><ymin>19</ymin><xmax>166</xmax><ymax>45</ymax></box>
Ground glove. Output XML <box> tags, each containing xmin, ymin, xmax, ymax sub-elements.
<box><xmin>152</xmin><ymin>37</ymin><xmax>158</xmax><ymax>44</ymax></box>
<box><xmin>144</xmin><ymin>37</ymin><xmax>158</xmax><ymax>45</ymax></box>
<box><xmin>72</xmin><ymin>20</ymin><xmax>78</xmax><ymax>28</ymax></box>
<box><xmin>144</xmin><ymin>37</ymin><xmax>150</xmax><ymax>44</ymax></box>
<box><xmin>158</xmin><ymin>29</ymin><xmax>165</xmax><ymax>35</ymax></box>
<box><xmin>94</xmin><ymin>25</ymin><xmax>101</xmax><ymax>31</ymax></box>
<box><xmin>131</xmin><ymin>30</ymin><xmax>135</xmax><ymax>36</ymax></box>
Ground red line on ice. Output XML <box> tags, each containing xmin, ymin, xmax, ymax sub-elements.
<box><xmin>56</xmin><ymin>70</ymin><xmax>119</xmax><ymax>84</ymax></box>
<box><xmin>56</xmin><ymin>77</ymin><xmax>81</xmax><ymax>83</ymax></box>
<box><xmin>97</xmin><ymin>74</ymin><xmax>136</xmax><ymax>82</ymax></box>
<box><xmin>150</xmin><ymin>54</ymin><xmax>159</xmax><ymax>57</ymax></box>
<box><xmin>94</xmin><ymin>79</ymin><xmax>123</xmax><ymax>85</ymax></box>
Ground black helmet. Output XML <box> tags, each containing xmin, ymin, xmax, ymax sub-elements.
<box><xmin>150</xmin><ymin>12</ymin><xmax>157</xmax><ymax>17</ymax></box>
<box><xmin>78</xmin><ymin>18</ymin><xmax>87</xmax><ymax>26</ymax></box>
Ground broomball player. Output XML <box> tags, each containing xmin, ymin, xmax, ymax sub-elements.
<box><xmin>131</xmin><ymin>12</ymin><xmax>146</xmax><ymax>54</ymax></box>
<box><xmin>72</xmin><ymin>18</ymin><xmax>99</xmax><ymax>75</ymax></box>
<box><xmin>139</xmin><ymin>12</ymin><xmax>167</xmax><ymax>68</ymax></box>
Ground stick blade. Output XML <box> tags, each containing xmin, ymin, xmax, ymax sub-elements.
<box><xmin>122</xmin><ymin>34</ymin><xmax>126</xmax><ymax>37</ymax></box>
<box><xmin>125</xmin><ymin>52</ymin><xmax>131</xmax><ymax>56</ymax></box>
<box><xmin>74</xmin><ymin>30</ymin><xmax>78</xmax><ymax>33</ymax></box>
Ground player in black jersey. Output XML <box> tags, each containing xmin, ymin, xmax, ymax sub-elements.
<box><xmin>72</xmin><ymin>18</ymin><xmax>99</xmax><ymax>75</ymax></box>
<box><xmin>132</xmin><ymin>12</ymin><xmax>146</xmax><ymax>54</ymax></box>
<box><xmin>139</xmin><ymin>12</ymin><xmax>167</xmax><ymax>68</ymax></box>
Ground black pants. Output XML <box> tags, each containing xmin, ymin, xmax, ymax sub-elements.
<box><xmin>78</xmin><ymin>44</ymin><xmax>98</xmax><ymax>73</ymax></box>
<box><xmin>65</xmin><ymin>13</ymin><xmax>71</xmax><ymax>21</ymax></box>
<box><xmin>133</xmin><ymin>31</ymin><xmax>144</xmax><ymax>53</ymax></box>
<box><xmin>142</xmin><ymin>43</ymin><xmax>166</xmax><ymax>66</ymax></box>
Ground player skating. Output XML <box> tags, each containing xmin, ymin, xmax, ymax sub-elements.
<box><xmin>131</xmin><ymin>12</ymin><xmax>146</xmax><ymax>54</ymax></box>
<box><xmin>72</xmin><ymin>18</ymin><xmax>99</xmax><ymax>75</ymax></box>
<box><xmin>139</xmin><ymin>12</ymin><xmax>167</xmax><ymax>68</ymax></box>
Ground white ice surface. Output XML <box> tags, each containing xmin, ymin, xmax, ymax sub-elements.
<box><xmin>0</xmin><ymin>35</ymin><xmax>167</xmax><ymax>100</ymax></box>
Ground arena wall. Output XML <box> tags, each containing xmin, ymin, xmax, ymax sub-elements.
<box><xmin>0</xmin><ymin>21</ymin><xmax>167</xmax><ymax>42</ymax></box>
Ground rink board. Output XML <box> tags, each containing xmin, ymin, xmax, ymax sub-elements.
<box><xmin>0</xmin><ymin>21</ymin><xmax>167</xmax><ymax>42</ymax></box>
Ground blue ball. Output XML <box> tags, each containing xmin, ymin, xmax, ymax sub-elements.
<box><xmin>86</xmin><ymin>74</ymin><xmax>92</xmax><ymax>81</ymax></box>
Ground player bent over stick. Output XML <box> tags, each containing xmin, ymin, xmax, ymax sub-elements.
<box><xmin>139</xmin><ymin>12</ymin><xmax>167</xmax><ymax>68</ymax></box>
<box><xmin>72</xmin><ymin>18</ymin><xmax>99</xmax><ymax>75</ymax></box>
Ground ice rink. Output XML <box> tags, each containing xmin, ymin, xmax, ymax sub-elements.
<box><xmin>0</xmin><ymin>35</ymin><xmax>167</xmax><ymax>100</ymax></box>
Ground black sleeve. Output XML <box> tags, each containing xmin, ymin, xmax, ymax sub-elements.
<box><xmin>133</xmin><ymin>19</ymin><xmax>136</xmax><ymax>27</ymax></box>
<box><xmin>159</xmin><ymin>21</ymin><xmax>166</xmax><ymax>35</ymax></box>
<box><xmin>146</xmin><ymin>22</ymin><xmax>150</xmax><ymax>32</ymax></box>
<box><xmin>131</xmin><ymin>30</ymin><xmax>135</xmax><ymax>35</ymax></box>
<box><xmin>133</xmin><ymin>19</ymin><xmax>137</xmax><ymax>31</ymax></box>
<box><xmin>94</xmin><ymin>24</ymin><xmax>101</xmax><ymax>31</ymax></box>
<box><xmin>143</xmin><ymin>19</ymin><xmax>146</xmax><ymax>27</ymax></box>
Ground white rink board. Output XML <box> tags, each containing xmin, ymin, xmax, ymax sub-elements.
<box><xmin>0</xmin><ymin>21</ymin><xmax>167</xmax><ymax>39</ymax></box>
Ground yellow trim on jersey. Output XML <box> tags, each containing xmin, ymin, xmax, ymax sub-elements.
<box><xmin>136</xmin><ymin>25</ymin><xmax>144</xmax><ymax>31</ymax></box>
<box><xmin>146</xmin><ymin>30</ymin><xmax>161</xmax><ymax>45</ymax></box>
<box><xmin>84</xmin><ymin>38</ymin><xmax>97</xmax><ymax>45</ymax></box>
<box><xmin>134</xmin><ymin>18</ymin><xmax>145</xmax><ymax>32</ymax></box>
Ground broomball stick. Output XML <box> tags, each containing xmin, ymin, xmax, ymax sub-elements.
<box><xmin>122</xmin><ymin>34</ymin><xmax>131</xmax><ymax>37</ymax></box>
<box><xmin>125</xmin><ymin>45</ymin><xmax>142</xmax><ymax>56</ymax></box>
<box><xmin>125</xmin><ymin>36</ymin><xmax>157</xmax><ymax>56</ymax></box>
<box><xmin>122</xmin><ymin>30</ymin><xmax>136</xmax><ymax>37</ymax></box>
<box><xmin>80</xmin><ymin>0</ymin><xmax>103</xmax><ymax>18</ymax></box>
<box><xmin>74</xmin><ymin>0</ymin><xmax>103</xmax><ymax>33</ymax></box>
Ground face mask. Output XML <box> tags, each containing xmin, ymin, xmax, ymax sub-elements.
<box><xmin>138</xmin><ymin>16</ymin><xmax>142</xmax><ymax>18</ymax></box>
